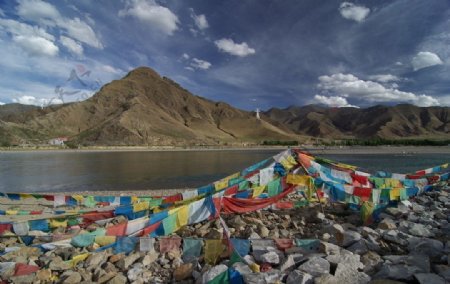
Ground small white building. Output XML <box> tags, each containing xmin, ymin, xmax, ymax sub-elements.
<box><xmin>49</xmin><ymin>137</ymin><xmax>69</xmax><ymax>146</ymax></box>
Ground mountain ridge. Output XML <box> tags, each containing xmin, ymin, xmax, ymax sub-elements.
<box><xmin>0</xmin><ymin>66</ymin><xmax>449</xmax><ymax>146</ymax></box>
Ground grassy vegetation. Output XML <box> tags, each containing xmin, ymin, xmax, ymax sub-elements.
<box><xmin>324</xmin><ymin>138</ymin><xmax>450</xmax><ymax>146</ymax></box>
<box><xmin>261</xmin><ymin>140</ymin><xmax>299</xmax><ymax>146</ymax></box>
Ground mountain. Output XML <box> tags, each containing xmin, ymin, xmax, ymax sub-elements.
<box><xmin>264</xmin><ymin>104</ymin><xmax>450</xmax><ymax>140</ymax></box>
<box><xmin>17</xmin><ymin>67</ymin><xmax>297</xmax><ymax>145</ymax></box>
<box><xmin>1</xmin><ymin>66</ymin><xmax>449</xmax><ymax>146</ymax></box>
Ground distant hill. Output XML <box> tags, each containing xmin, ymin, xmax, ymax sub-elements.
<box><xmin>14</xmin><ymin>67</ymin><xmax>298</xmax><ymax>146</ymax></box>
<box><xmin>264</xmin><ymin>104</ymin><xmax>450</xmax><ymax>140</ymax></box>
<box><xmin>0</xmin><ymin>66</ymin><xmax>449</xmax><ymax>146</ymax></box>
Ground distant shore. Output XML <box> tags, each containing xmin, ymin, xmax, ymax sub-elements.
<box><xmin>1</xmin><ymin>145</ymin><xmax>450</xmax><ymax>154</ymax></box>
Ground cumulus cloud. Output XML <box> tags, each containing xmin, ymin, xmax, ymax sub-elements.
<box><xmin>411</xmin><ymin>51</ymin><xmax>443</xmax><ymax>71</ymax></box>
<box><xmin>191</xmin><ymin>11</ymin><xmax>208</xmax><ymax>30</ymax></box>
<box><xmin>12</xmin><ymin>0</ymin><xmax>103</xmax><ymax>49</ymax></box>
<box><xmin>13</xmin><ymin>95</ymin><xmax>63</xmax><ymax>106</ymax></box>
<box><xmin>182</xmin><ymin>53</ymin><xmax>189</xmax><ymax>60</ymax></box>
<box><xmin>100</xmin><ymin>64</ymin><xmax>122</xmax><ymax>74</ymax></box>
<box><xmin>16</xmin><ymin>0</ymin><xmax>61</xmax><ymax>24</ymax></box>
<box><xmin>60</xmin><ymin>36</ymin><xmax>83</xmax><ymax>56</ymax></box>
<box><xmin>368</xmin><ymin>74</ymin><xmax>400</xmax><ymax>83</ymax></box>
<box><xmin>0</xmin><ymin>18</ymin><xmax>54</xmax><ymax>41</ymax></box>
<box><xmin>317</xmin><ymin>73</ymin><xmax>439</xmax><ymax>107</ymax></box>
<box><xmin>339</xmin><ymin>2</ymin><xmax>370</xmax><ymax>22</ymax></box>
<box><xmin>314</xmin><ymin>95</ymin><xmax>358</xmax><ymax>108</ymax></box>
<box><xmin>119</xmin><ymin>0</ymin><xmax>179</xmax><ymax>35</ymax></box>
<box><xmin>190</xmin><ymin>58</ymin><xmax>211</xmax><ymax>70</ymax></box>
<box><xmin>0</xmin><ymin>101</ymin><xmax>5</xmax><ymax>105</ymax></box>
<box><xmin>13</xmin><ymin>35</ymin><xmax>59</xmax><ymax>56</ymax></box>
<box><xmin>214</xmin><ymin>38</ymin><xmax>256</xmax><ymax>57</ymax></box>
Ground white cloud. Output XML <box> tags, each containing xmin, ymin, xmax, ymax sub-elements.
<box><xmin>59</xmin><ymin>18</ymin><xmax>103</xmax><ymax>49</ymax></box>
<box><xmin>100</xmin><ymin>64</ymin><xmax>122</xmax><ymax>74</ymax></box>
<box><xmin>190</xmin><ymin>58</ymin><xmax>211</xmax><ymax>70</ymax></box>
<box><xmin>191</xmin><ymin>12</ymin><xmax>208</xmax><ymax>30</ymax></box>
<box><xmin>12</xmin><ymin>95</ymin><xmax>63</xmax><ymax>106</ymax></box>
<box><xmin>16</xmin><ymin>0</ymin><xmax>61</xmax><ymax>24</ymax></box>
<box><xmin>411</xmin><ymin>51</ymin><xmax>443</xmax><ymax>71</ymax></box>
<box><xmin>13</xmin><ymin>35</ymin><xmax>59</xmax><ymax>56</ymax></box>
<box><xmin>11</xmin><ymin>0</ymin><xmax>103</xmax><ymax>49</ymax></box>
<box><xmin>339</xmin><ymin>2</ymin><xmax>370</xmax><ymax>22</ymax></box>
<box><xmin>60</xmin><ymin>36</ymin><xmax>83</xmax><ymax>56</ymax></box>
<box><xmin>368</xmin><ymin>74</ymin><xmax>400</xmax><ymax>83</ymax></box>
<box><xmin>0</xmin><ymin>18</ymin><xmax>55</xmax><ymax>41</ymax></box>
<box><xmin>182</xmin><ymin>53</ymin><xmax>189</xmax><ymax>60</ymax></box>
<box><xmin>214</xmin><ymin>38</ymin><xmax>256</xmax><ymax>57</ymax></box>
<box><xmin>185</xmin><ymin>66</ymin><xmax>194</xmax><ymax>71</ymax></box>
<box><xmin>317</xmin><ymin>73</ymin><xmax>440</xmax><ymax>107</ymax></box>
<box><xmin>0</xmin><ymin>101</ymin><xmax>5</xmax><ymax>105</ymax></box>
<box><xmin>314</xmin><ymin>95</ymin><xmax>358</xmax><ymax>108</ymax></box>
<box><xmin>118</xmin><ymin>0</ymin><xmax>179</xmax><ymax>35</ymax></box>
<box><xmin>0</xmin><ymin>7</ymin><xmax>5</xmax><ymax>17</ymax></box>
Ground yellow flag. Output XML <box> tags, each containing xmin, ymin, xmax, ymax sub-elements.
<box><xmin>70</xmin><ymin>253</ymin><xmax>89</xmax><ymax>267</ymax></box>
<box><xmin>176</xmin><ymin>205</ymin><xmax>189</xmax><ymax>228</ymax></box>
<box><xmin>286</xmin><ymin>174</ymin><xmax>310</xmax><ymax>185</ymax></box>
<box><xmin>252</xmin><ymin>185</ymin><xmax>266</xmax><ymax>198</ymax></box>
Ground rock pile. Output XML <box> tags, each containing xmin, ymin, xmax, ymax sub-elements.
<box><xmin>0</xmin><ymin>188</ymin><xmax>449</xmax><ymax>283</ymax></box>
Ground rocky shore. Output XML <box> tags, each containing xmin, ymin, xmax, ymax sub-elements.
<box><xmin>1</xmin><ymin>187</ymin><xmax>449</xmax><ymax>284</ymax></box>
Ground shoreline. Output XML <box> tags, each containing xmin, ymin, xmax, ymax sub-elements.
<box><xmin>1</xmin><ymin>145</ymin><xmax>450</xmax><ymax>154</ymax></box>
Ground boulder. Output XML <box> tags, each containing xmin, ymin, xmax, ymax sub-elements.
<box><xmin>260</xmin><ymin>251</ymin><xmax>280</xmax><ymax>265</ymax></box>
<box><xmin>49</xmin><ymin>256</ymin><xmax>71</xmax><ymax>271</ymax></box>
<box><xmin>414</xmin><ymin>273</ymin><xmax>445</xmax><ymax>284</ymax></box>
<box><xmin>62</xmin><ymin>271</ymin><xmax>82</xmax><ymax>284</ymax></box>
<box><xmin>286</xmin><ymin>270</ymin><xmax>313</xmax><ymax>284</ymax></box>
<box><xmin>107</xmin><ymin>273</ymin><xmax>127</xmax><ymax>284</ymax></box>
<box><xmin>298</xmin><ymin>256</ymin><xmax>330</xmax><ymax>277</ymax></box>
<box><xmin>201</xmin><ymin>264</ymin><xmax>228</xmax><ymax>283</ymax></box>
<box><xmin>409</xmin><ymin>223</ymin><xmax>433</xmax><ymax>237</ymax></box>
<box><xmin>378</xmin><ymin>218</ymin><xmax>397</xmax><ymax>230</ymax></box>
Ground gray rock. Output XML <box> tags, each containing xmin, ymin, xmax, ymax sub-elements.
<box><xmin>373</xmin><ymin>264</ymin><xmax>423</xmax><ymax>281</ymax></box>
<box><xmin>298</xmin><ymin>256</ymin><xmax>330</xmax><ymax>277</ymax></box>
<box><xmin>383</xmin><ymin>255</ymin><xmax>430</xmax><ymax>273</ymax></box>
<box><xmin>107</xmin><ymin>273</ymin><xmax>127</xmax><ymax>284</ymax></box>
<box><xmin>378</xmin><ymin>218</ymin><xmax>397</xmax><ymax>230</ymax></box>
<box><xmin>409</xmin><ymin>223</ymin><xmax>433</xmax><ymax>237</ymax></box>
<box><xmin>347</xmin><ymin>239</ymin><xmax>369</xmax><ymax>255</ymax></box>
<box><xmin>0</xmin><ymin>262</ymin><xmax>15</xmax><ymax>279</ymax></box>
<box><xmin>201</xmin><ymin>264</ymin><xmax>228</xmax><ymax>283</ymax></box>
<box><xmin>360</xmin><ymin>226</ymin><xmax>379</xmax><ymax>238</ymax></box>
<box><xmin>286</xmin><ymin>270</ymin><xmax>313</xmax><ymax>284</ymax></box>
<box><xmin>320</xmin><ymin>241</ymin><xmax>341</xmax><ymax>256</ymax></box>
<box><xmin>414</xmin><ymin>273</ymin><xmax>446</xmax><ymax>284</ymax></box>
<box><xmin>408</xmin><ymin>238</ymin><xmax>444</xmax><ymax>258</ymax></box>
<box><xmin>62</xmin><ymin>271</ymin><xmax>82</xmax><ymax>284</ymax></box>
<box><xmin>258</xmin><ymin>225</ymin><xmax>269</xmax><ymax>238</ymax></box>
<box><xmin>261</xmin><ymin>251</ymin><xmax>280</xmax><ymax>264</ymax></box>
<box><xmin>85</xmin><ymin>251</ymin><xmax>108</xmax><ymax>268</ymax></box>
<box><xmin>142</xmin><ymin>251</ymin><xmax>159</xmax><ymax>266</ymax></box>
<box><xmin>433</xmin><ymin>265</ymin><xmax>450</xmax><ymax>282</ymax></box>
<box><xmin>49</xmin><ymin>256</ymin><xmax>71</xmax><ymax>270</ymax></box>
<box><xmin>127</xmin><ymin>264</ymin><xmax>143</xmax><ymax>282</ymax></box>
<box><xmin>361</xmin><ymin>251</ymin><xmax>382</xmax><ymax>275</ymax></box>
<box><xmin>116</xmin><ymin>253</ymin><xmax>140</xmax><ymax>271</ymax></box>
<box><xmin>382</xmin><ymin>230</ymin><xmax>408</xmax><ymax>246</ymax></box>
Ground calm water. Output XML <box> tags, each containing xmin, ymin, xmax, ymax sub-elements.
<box><xmin>0</xmin><ymin>150</ymin><xmax>449</xmax><ymax>193</ymax></box>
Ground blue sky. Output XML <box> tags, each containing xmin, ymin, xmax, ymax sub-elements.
<box><xmin>0</xmin><ymin>0</ymin><xmax>449</xmax><ymax>110</ymax></box>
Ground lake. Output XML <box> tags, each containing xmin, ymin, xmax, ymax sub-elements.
<box><xmin>0</xmin><ymin>149</ymin><xmax>449</xmax><ymax>193</ymax></box>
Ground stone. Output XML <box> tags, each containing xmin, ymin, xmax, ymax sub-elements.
<box><xmin>383</xmin><ymin>255</ymin><xmax>430</xmax><ymax>273</ymax></box>
<box><xmin>109</xmin><ymin>253</ymin><xmax>125</xmax><ymax>263</ymax></box>
<box><xmin>414</xmin><ymin>273</ymin><xmax>446</xmax><ymax>284</ymax></box>
<box><xmin>382</xmin><ymin>230</ymin><xmax>408</xmax><ymax>246</ymax></box>
<box><xmin>1</xmin><ymin>247</ymin><xmax>42</xmax><ymax>261</ymax></box>
<box><xmin>173</xmin><ymin>263</ymin><xmax>193</xmax><ymax>281</ymax></box>
<box><xmin>361</xmin><ymin>251</ymin><xmax>382</xmax><ymax>275</ymax></box>
<box><xmin>0</xmin><ymin>262</ymin><xmax>16</xmax><ymax>279</ymax></box>
<box><xmin>373</xmin><ymin>264</ymin><xmax>423</xmax><ymax>281</ymax></box>
<box><xmin>280</xmin><ymin>254</ymin><xmax>302</xmax><ymax>272</ymax></box>
<box><xmin>8</xmin><ymin>274</ymin><xmax>36</xmax><ymax>283</ymax></box>
<box><xmin>127</xmin><ymin>264</ymin><xmax>143</xmax><ymax>282</ymax></box>
<box><xmin>347</xmin><ymin>239</ymin><xmax>369</xmax><ymax>255</ymax></box>
<box><xmin>433</xmin><ymin>265</ymin><xmax>450</xmax><ymax>282</ymax></box>
<box><xmin>326</xmin><ymin>252</ymin><xmax>364</xmax><ymax>271</ymax></box>
<box><xmin>107</xmin><ymin>273</ymin><xmax>127</xmax><ymax>284</ymax></box>
<box><xmin>320</xmin><ymin>241</ymin><xmax>341</xmax><ymax>256</ymax></box>
<box><xmin>258</xmin><ymin>225</ymin><xmax>270</xmax><ymax>238</ymax></box>
<box><xmin>286</xmin><ymin>270</ymin><xmax>313</xmax><ymax>284</ymax></box>
<box><xmin>201</xmin><ymin>264</ymin><xmax>228</xmax><ymax>283</ymax></box>
<box><xmin>49</xmin><ymin>256</ymin><xmax>71</xmax><ymax>271</ymax></box>
<box><xmin>378</xmin><ymin>218</ymin><xmax>397</xmax><ymax>230</ymax></box>
<box><xmin>142</xmin><ymin>251</ymin><xmax>159</xmax><ymax>266</ymax></box>
<box><xmin>97</xmin><ymin>272</ymin><xmax>116</xmax><ymax>283</ymax></box>
<box><xmin>261</xmin><ymin>251</ymin><xmax>280</xmax><ymax>265</ymax></box>
<box><xmin>408</xmin><ymin>238</ymin><xmax>444</xmax><ymax>258</ymax></box>
<box><xmin>86</xmin><ymin>251</ymin><xmax>108</xmax><ymax>268</ymax></box>
<box><xmin>361</xmin><ymin>226</ymin><xmax>379</xmax><ymax>238</ymax></box>
<box><xmin>36</xmin><ymin>269</ymin><xmax>52</xmax><ymax>282</ymax></box>
<box><xmin>116</xmin><ymin>252</ymin><xmax>141</xmax><ymax>271</ymax></box>
<box><xmin>409</xmin><ymin>223</ymin><xmax>433</xmax><ymax>237</ymax></box>
<box><xmin>298</xmin><ymin>256</ymin><xmax>330</xmax><ymax>277</ymax></box>
<box><xmin>63</xmin><ymin>271</ymin><xmax>82</xmax><ymax>284</ymax></box>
